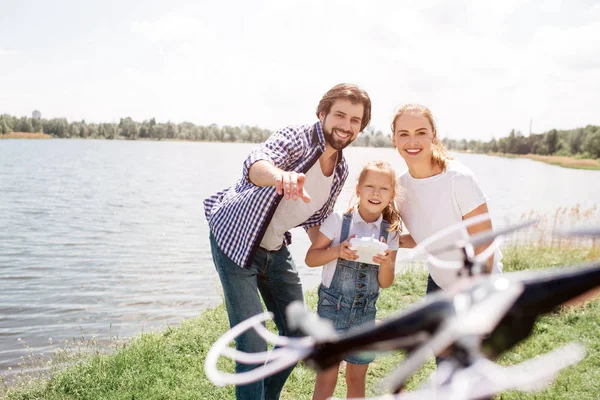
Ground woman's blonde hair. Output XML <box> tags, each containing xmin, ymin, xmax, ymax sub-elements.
<box><xmin>391</xmin><ymin>104</ymin><xmax>452</xmax><ymax>171</ymax></box>
<box><xmin>349</xmin><ymin>160</ymin><xmax>403</xmax><ymax>234</ymax></box>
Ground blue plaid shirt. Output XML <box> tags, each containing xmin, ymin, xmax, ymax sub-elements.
<box><xmin>204</xmin><ymin>121</ymin><xmax>349</xmax><ymax>269</ymax></box>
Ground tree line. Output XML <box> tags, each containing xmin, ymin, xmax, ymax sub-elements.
<box><xmin>0</xmin><ymin>114</ymin><xmax>393</xmax><ymax>148</ymax></box>
<box><xmin>442</xmin><ymin>125</ymin><xmax>600</xmax><ymax>159</ymax></box>
<box><xmin>2</xmin><ymin>112</ymin><xmax>598</xmax><ymax>158</ymax></box>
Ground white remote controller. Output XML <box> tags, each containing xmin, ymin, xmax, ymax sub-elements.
<box><xmin>349</xmin><ymin>235</ymin><xmax>388</xmax><ymax>264</ymax></box>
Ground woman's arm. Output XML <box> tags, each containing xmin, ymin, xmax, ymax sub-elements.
<box><xmin>399</xmin><ymin>234</ymin><xmax>416</xmax><ymax>248</ymax></box>
<box><xmin>463</xmin><ymin>203</ymin><xmax>494</xmax><ymax>273</ymax></box>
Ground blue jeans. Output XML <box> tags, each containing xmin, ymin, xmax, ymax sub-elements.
<box><xmin>426</xmin><ymin>274</ymin><xmax>442</xmax><ymax>295</ymax></box>
<box><xmin>209</xmin><ymin>233</ymin><xmax>304</xmax><ymax>400</ymax></box>
<box><xmin>425</xmin><ymin>274</ymin><xmax>444</xmax><ymax>367</ymax></box>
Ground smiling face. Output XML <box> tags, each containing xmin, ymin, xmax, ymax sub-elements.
<box><xmin>392</xmin><ymin>113</ymin><xmax>436</xmax><ymax>166</ymax></box>
<box><xmin>320</xmin><ymin>99</ymin><xmax>364</xmax><ymax>151</ymax></box>
<box><xmin>356</xmin><ymin>168</ymin><xmax>395</xmax><ymax>220</ymax></box>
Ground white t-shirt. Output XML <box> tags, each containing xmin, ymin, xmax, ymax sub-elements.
<box><xmin>260</xmin><ymin>160</ymin><xmax>334</xmax><ymax>251</ymax></box>
<box><xmin>318</xmin><ymin>208</ymin><xmax>400</xmax><ymax>288</ymax></box>
<box><xmin>397</xmin><ymin>160</ymin><xmax>502</xmax><ymax>290</ymax></box>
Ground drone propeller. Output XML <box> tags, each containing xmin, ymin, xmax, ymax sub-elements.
<box><xmin>555</xmin><ymin>226</ymin><xmax>600</xmax><ymax>237</ymax></box>
<box><xmin>404</xmin><ymin>213</ymin><xmax>492</xmax><ymax>261</ymax></box>
<box><xmin>426</xmin><ymin>219</ymin><xmax>539</xmax><ymax>261</ymax></box>
<box><xmin>286</xmin><ymin>300</ymin><xmax>338</xmax><ymax>342</ymax></box>
<box><xmin>433</xmin><ymin>342</ymin><xmax>586</xmax><ymax>400</ymax></box>
<box><xmin>333</xmin><ymin>342</ymin><xmax>585</xmax><ymax>400</ymax></box>
<box><xmin>204</xmin><ymin>312</ymin><xmax>314</xmax><ymax>386</ymax></box>
<box><xmin>378</xmin><ymin>278</ymin><xmax>524</xmax><ymax>393</ymax></box>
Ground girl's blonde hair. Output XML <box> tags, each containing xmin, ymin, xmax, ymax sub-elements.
<box><xmin>391</xmin><ymin>104</ymin><xmax>452</xmax><ymax>171</ymax></box>
<box><xmin>350</xmin><ymin>160</ymin><xmax>403</xmax><ymax>234</ymax></box>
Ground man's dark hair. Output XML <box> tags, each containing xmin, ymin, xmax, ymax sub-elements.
<box><xmin>316</xmin><ymin>83</ymin><xmax>372</xmax><ymax>131</ymax></box>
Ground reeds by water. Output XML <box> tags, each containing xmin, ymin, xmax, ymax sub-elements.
<box><xmin>504</xmin><ymin>204</ymin><xmax>599</xmax><ymax>252</ymax></box>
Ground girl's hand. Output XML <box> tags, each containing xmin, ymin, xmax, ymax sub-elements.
<box><xmin>338</xmin><ymin>234</ymin><xmax>358</xmax><ymax>261</ymax></box>
<box><xmin>373</xmin><ymin>236</ymin><xmax>392</xmax><ymax>265</ymax></box>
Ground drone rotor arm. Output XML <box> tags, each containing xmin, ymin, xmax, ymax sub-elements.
<box><xmin>556</xmin><ymin>226</ymin><xmax>600</xmax><ymax>237</ymax></box>
<box><xmin>377</xmin><ymin>324</ymin><xmax>456</xmax><ymax>393</ymax></box>
<box><xmin>204</xmin><ymin>311</ymin><xmax>313</xmax><ymax>387</ymax></box>
<box><xmin>251</xmin><ymin>321</ymin><xmax>315</xmax><ymax>347</ymax></box>
<box><xmin>286</xmin><ymin>300</ymin><xmax>338</xmax><ymax>342</ymax></box>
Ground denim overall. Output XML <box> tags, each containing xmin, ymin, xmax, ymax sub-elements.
<box><xmin>317</xmin><ymin>211</ymin><xmax>390</xmax><ymax>364</ymax></box>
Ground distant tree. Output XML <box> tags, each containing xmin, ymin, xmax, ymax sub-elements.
<box><xmin>166</xmin><ymin>122</ymin><xmax>177</xmax><ymax>139</ymax></box>
<box><xmin>583</xmin><ymin>130</ymin><xmax>600</xmax><ymax>158</ymax></box>
<box><xmin>17</xmin><ymin>117</ymin><xmax>33</xmax><ymax>133</ymax></box>
<box><xmin>119</xmin><ymin>117</ymin><xmax>139</xmax><ymax>140</ymax></box>
<box><xmin>488</xmin><ymin>138</ymin><xmax>498</xmax><ymax>153</ymax></box>
<box><xmin>544</xmin><ymin>129</ymin><xmax>559</xmax><ymax>155</ymax></box>
<box><xmin>566</xmin><ymin>128</ymin><xmax>586</xmax><ymax>154</ymax></box>
<box><xmin>87</xmin><ymin>124</ymin><xmax>99</xmax><ymax>138</ymax></box>
<box><xmin>100</xmin><ymin>123</ymin><xmax>118</xmax><ymax>139</ymax></box>
<box><xmin>32</xmin><ymin>118</ymin><xmax>43</xmax><ymax>133</ymax></box>
<box><xmin>0</xmin><ymin>118</ymin><xmax>10</xmax><ymax>134</ymax></box>
<box><xmin>153</xmin><ymin>124</ymin><xmax>167</xmax><ymax>140</ymax></box>
<box><xmin>1</xmin><ymin>114</ymin><xmax>16</xmax><ymax>131</ymax></box>
<box><xmin>43</xmin><ymin>118</ymin><xmax>69</xmax><ymax>137</ymax></box>
<box><xmin>139</xmin><ymin>119</ymin><xmax>152</xmax><ymax>138</ymax></box>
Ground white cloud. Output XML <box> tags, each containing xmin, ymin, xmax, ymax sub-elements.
<box><xmin>530</xmin><ymin>22</ymin><xmax>600</xmax><ymax>72</ymax></box>
<box><xmin>118</xmin><ymin>2</ymin><xmax>600</xmax><ymax>138</ymax></box>
<box><xmin>2</xmin><ymin>0</ymin><xmax>599</xmax><ymax>140</ymax></box>
<box><xmin>0</xmin><ymin>49</ymin><xmax>17</xmax><ymax>56</ymax></box>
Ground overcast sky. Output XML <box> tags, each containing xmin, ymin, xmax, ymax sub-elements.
<box><xmin>1</xmin><ymin>0</ymin><xmax>599</xmax><ymax>140</ymax></box>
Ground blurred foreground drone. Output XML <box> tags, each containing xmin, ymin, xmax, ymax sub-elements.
<box><xmin>205</xmin><ymin>215</ymin><xmax>600</xmax><ymax>399</ymax></box>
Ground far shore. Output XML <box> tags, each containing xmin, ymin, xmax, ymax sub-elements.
<box><xmin>0</xmin><ymin>132</ymin><xmax>52</xmax><ymax>139</ymax></box>
<box><xmin>465</xmin><ymin>151</ymin><xmax>600</xmax><ymax>170</ymax></box>
<box><xmin>4</xmin><ymin>133</ymin><xmax>599</xmax><ymax>171</ymax></box>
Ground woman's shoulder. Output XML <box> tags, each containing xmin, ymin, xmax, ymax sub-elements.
<box><xmin>445</xmin><ymin>159</ymin><xmax>476</xmax><ymax>178</ymax></box>
<box><xmin>397</xmin><ymin>168</ymin><xmax>411</xmax><ymax>183</ymax></box>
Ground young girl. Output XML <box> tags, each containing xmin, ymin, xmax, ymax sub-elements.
<box><xmin>391</xmin><ymin>104</ymin><xmax>502</xmax><ymax>294</ymax></box>
<box><xmin>305</xmin><ymin>160</ymin><xmax>402</xmax><ymax>400</ymax></box>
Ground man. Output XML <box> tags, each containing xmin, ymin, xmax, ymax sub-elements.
<box><xmin>204</xmin><ymin>83</ymin><xmax>372</xmax><ymax>400</ymax></box>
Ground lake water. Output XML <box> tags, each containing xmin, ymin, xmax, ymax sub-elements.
<box><xmin>1</xmin><ymin>139</ymin><xmax>599</xmax><ymax>375</ymax></box>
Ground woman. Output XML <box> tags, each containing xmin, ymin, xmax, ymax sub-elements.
<box><xmin>391</xmin><ymin>104</ymin><xmax>502</xmax><ymax>293</ymax></box>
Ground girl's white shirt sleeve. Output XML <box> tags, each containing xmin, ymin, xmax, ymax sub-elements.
<box><xmin>317</xmin><ymin>212</ymin><xmax>343</xmax><ymax>288</ymax></box>
<box><xmin>318</xmin><ymin>212</ymin><xmax>343</xmax><ymax>246</ymax></box>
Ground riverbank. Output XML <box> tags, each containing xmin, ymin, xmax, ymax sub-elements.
<box><xmin>485</xmin><ymin>152</ymin><xmax>600</xmax><ymax>170</ymax></box>
<box><xmin>0</xmin><ymin>132</ymin><xmax>52</xmax><ymax>139</ymax></box>
<box><xmin>2</xmin><ymin>244</ymin><xmax>599</xmax><ymax>400</ymax></box>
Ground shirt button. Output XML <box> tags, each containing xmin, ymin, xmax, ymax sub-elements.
<box><xmin>357</xmin><ymin>283</ymin><xmax>364</xmax><ymax>288</ymax></box>
<box><xmin>355</xmin><ymin>294</ymin><xmax>363</xmax><ymax>299</ymax></box>
<box><xmin>354</xmin><ymin>301</ymin><xmax>360</xmax><ymax>306</ymax></box>
<box><xmin>359</xmin><ymin>273</ymin><xmax>366</xmax><ymax>278</ymax></box>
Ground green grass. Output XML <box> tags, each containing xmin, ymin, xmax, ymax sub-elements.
<box><xmin>2</xmin><ymin>245</ymin><xmax>599</xmax><ymax>400</ymax></box>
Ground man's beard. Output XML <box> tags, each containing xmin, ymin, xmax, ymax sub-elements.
<box><xmin>323</xmin><ymin>124</ymin><xmax>354</xmax><ymax>151</ymax></box>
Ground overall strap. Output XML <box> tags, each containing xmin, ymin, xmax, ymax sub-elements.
<box><xmin>327</xmin><ymin>210</ymin><xmax>355</xmax><ymax>294</ymax></box>
<box><xmin>379</xmin><ymin>219</ymin><xmax>390</xmax><ymax>242</ymax></box>
<box><xmin>339</xmin><ymin>210</ymin><xmax>353</xmax><ymax>243</ymax></box>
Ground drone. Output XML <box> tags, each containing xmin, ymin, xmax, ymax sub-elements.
<box><xmin>205</xmin><ymin>215</ymin><xmax>600</xmax><ymax>399</ymax></box>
